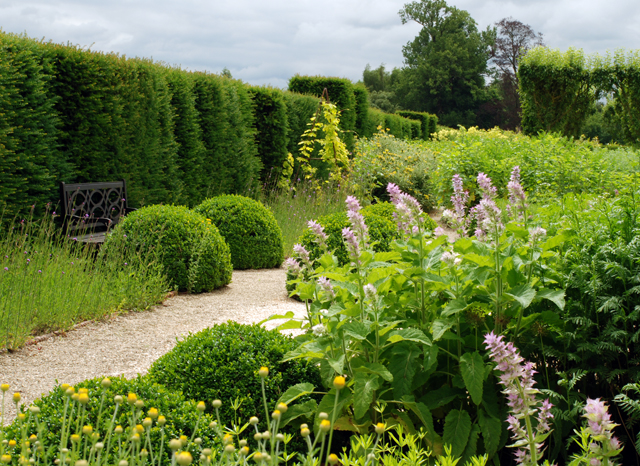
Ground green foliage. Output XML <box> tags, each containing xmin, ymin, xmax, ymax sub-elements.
<box><xmin>519</xmin><ymin>47</ymin><xmax>596</xmax><ymax>138</ymax></box>
<box><xmin>194</xmin><ymin>195</ymin><xmax>284</xmax><ymax>270</ymax></box>
<box><xmin>427</xmin><ymin>126</ymin><xmax>639</xmax><ymax>205</ymax></box>
<box><xmin>0</xmin><ymin>208</ymin><xmax>167</xmax><ymax>351</ymax></box>
<box><xmin>249</xmin><ymin>86</ymin><xmax>289</xmax><ymax>180</ymax></box>
<box><xmin>3</xmin><ymin>376</ymin><xmax>219</xmax><ymax>465</ymax></box>
<box><xmin>288</xmin><ymin>75</ymin><xmax>357</xmax><ymax>151</ymax></box>
<box><xmin>296</xmin><ymin>203</ymin><xmax>403</xmax><ymax>266</ymax></box>
<box><xmin>0</xmin><ymin>32</ymin><xmax>64</xmax><ymax>218</ymax></box>
<box><xmin>353</xmin><ymin>85</ymin><xmax>370</xmax><ymax>138</ymax></box>
<box><xmin>396</xmin><ymin>111</ymin><xmax>438</xmax><ymax>140</ymax></box>
<box><xmin>282</xmin><ymin>91</ymin><xmax>321</xmax><ymax>158</ymax></box>
<box><xmin>147</xmin><ymin>322</ymin><xmax>322</xmax><ymax>452</ymax></box>
<box><xmin>396</xmin><ymin>0</ymin><xmax>495</xmax><ymax>127</ymax></box>
<box><xmin>164</xmin><ymin>68</ymin><xmax>206</xmax><ymax>206</ymax></box>
<box><xmin>351</xmin><ymin>130</ymin><xmax>438</xmax><ymax>210</ymax></box>
<box><xmin>103</xmin><ymin>204</ymin><xmax>232</xmax><ymax>292</ymax></box>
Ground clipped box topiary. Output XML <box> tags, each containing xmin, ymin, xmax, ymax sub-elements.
<box><xmin>103</xmin><ymin>204</ymin><xmax>232</xmax><ymax>292</ymax></box>
<box><xmin>4</xmin><ymin>375</ymin><xmax>220</xmax><ymax>464</ymax></box>
<box><xmin>194</xmin><ymin>195</ymin><xmax>284</xmax><ymax>270</ymax></box>
<box><xmin>147</xmin><ymin>321</ymin><xmax>322</xmax><ymax>452</ymax></box>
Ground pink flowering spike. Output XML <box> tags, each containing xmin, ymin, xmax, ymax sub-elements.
<box><xmin>477</xmin><ymin>172</ymin><xmax>497</xmax><ymax>200</ymax></box>
<box><xmin>307</xmin><ymin>220</ymin><xmax>328</xmax><ymax>249</ymax></box>
<box><xmin>292</xmin><ymin>244</ymin><xmax>311</xmax><ymax>267</ymax></box>
<box><xmin>345</xmin><ymin>196</ymin><xmax>361</xmax><ymax>213</ymax></box>
<box><xmin>284</xmin><ymin>257</ymin><xmax>302</xmax><ymax>277</ymax></box>
<box><xmin>386</xmin><ymin>183</ymin><xmax>402</xmax><ymax>203</ymax></box>
<box><xmin>317</xmin><ymin>276</ymin><xmax>335</xmax><ymax>300</ymax></box>
<box><xmin>342</xmin><ymin>227</ymin><xmax>360</xmax><ymax>262</ymax></box>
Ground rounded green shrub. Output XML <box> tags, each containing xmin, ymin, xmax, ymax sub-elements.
<box><xmin>297</xmin><ymin>203</ymin><xmax>404</xmax><ymax>266</ymax></box>
<box><xmin>5</xmin><ymin>376</ymin><xmax>219</xmax><ymax>464</ymax></box>
<box><xmin>147</xmin><ymin>322</ymin><xmax>322</xmax><ymax>452</ymax></box>
<box><xmin>104</xmin><ymin>204</ymin><xmax>232</xmax><ymax>292</ymax></box>
<box><xmin>194</xmin><ymin>195</ymin><xmax>284</xmax><ymax>270</ymax></box>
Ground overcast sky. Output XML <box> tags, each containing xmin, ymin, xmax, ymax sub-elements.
<box><xmin>1</xmin><ymin>0</ymin><xmax>639</xmax><ymax>89</ymax></box>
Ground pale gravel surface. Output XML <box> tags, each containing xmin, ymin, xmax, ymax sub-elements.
<box><xmin>0</xmin><ymin>268</ymin><xmax>306</xmax><ymax>425</ymax></box>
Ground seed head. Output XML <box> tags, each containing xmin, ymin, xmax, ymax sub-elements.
<box><xmin>194</xmin><ymin>438</ymin><xmax>202</xmax><ymax>445</ymax></box>
<box><xmin>202</xmin><ymin>448</ymin><xmax>212</xmax><ymax>457</ymax></box>
<box><xmin>319</xmin><ymin>419</ymin><xmax>331</xmax><ymax>433</ymax></box>
<box><xmin>176</xmin><ymin>452</ymin><xmax>193</xmax><ymax>466</ymax></box>
<box><xmin>95</xmin><ymin>443</ymin><xmax>104</xmax><ymax>450</ymax></box>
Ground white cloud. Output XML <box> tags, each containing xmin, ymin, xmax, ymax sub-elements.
<box><xmin>0</xmin><ymin>0</ymin><xmax>638</xmax><ymax>88</ymax></box>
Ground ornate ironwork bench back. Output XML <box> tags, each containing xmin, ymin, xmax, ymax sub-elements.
<box><xmin>59</xmin><ymin>180</ymin><xmax>135</xmax><ymax>243</ymax></box>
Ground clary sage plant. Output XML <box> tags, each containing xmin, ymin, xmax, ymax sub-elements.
<box><xmin>276</xmin><ymin>167</ymin><xmax>569</xmax><ymax>463</ymax></box>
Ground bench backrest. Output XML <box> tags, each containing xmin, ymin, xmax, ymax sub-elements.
<box><xmin>59</xmin><ymin>180</ymin><xmax>131</xmax><ymax>227</ymax></box>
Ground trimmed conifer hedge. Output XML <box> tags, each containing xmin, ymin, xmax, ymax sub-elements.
<box><xmin>397</xmin><ymin>111</ymin><xmax>439</xmax><ymax>140</ymax></box>
<box><xmin>0</xmin><ymin>31</ymin><xmax>433</xmax><ymax>218</ymax></box>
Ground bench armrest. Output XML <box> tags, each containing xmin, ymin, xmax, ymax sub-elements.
<box><xmin>67</xmin><ymin>215</ymin><xmax>113</xmax><ymax>230</ymax></box>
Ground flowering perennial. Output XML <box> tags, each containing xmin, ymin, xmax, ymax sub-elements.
<box><xmin>386</xmin><ymin>183</ymin><xmax>424</xmax><ymax>235</ymax></box>
<box><xmin>484</xmin><ymin>331</ymin><xmax>553</xmax><ymax>466</ymax></box>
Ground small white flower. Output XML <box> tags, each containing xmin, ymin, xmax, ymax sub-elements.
<box><xmin>312</xmin><ymin>324</ymin><xmax>326</xmax><ymax>336</ymax></box>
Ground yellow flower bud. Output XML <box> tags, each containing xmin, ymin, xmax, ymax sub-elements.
<box><xmin>140</xmin><ymin>449</ymin><xmax>148</xmax><ymax>458</ymax></box>
<box><xmin>196</xmin><ymin>401</ymin><xmax>206</xmax><ymax>412</ymax></box>
<box><xmin>328</xmin><ymin>454</ymin><xmax>339</xmax><ymax>465</ymax></box>
<box><xmin>168</xmin><ymin>439</ymin><xmax>182</xmax><ymax>451</ymax></box>
<box><xmin>271</xmin><ymin>410</ymin><xmax>281</xmax><ymax>420</ymax></box>
<box><xmin>70</xmin><ymin>434</ymin><xmax>80</xmax><ymax>443</ymax></box>
<box><xmin>142</xmin><ymin>418</ymin><xmax>152</xmax><ymax>428</ymax></box>
<box><xmin>148</xmin><ymin>407</ymin><xmax>158</xmax><ymax>420</ymax></box>
<box><xmin>249</xmin><ymin>416</ymin><xmax>259</xmax><ymax>425</ymax></box>
<box><xmin>202</xmin><ymin>448</ymin><xmax>212</xmax><ymax>457</ymax></box>
<box><xmin>319</xmin><ymin>419</ymin><xmax>331</xmax><ymax>433</ymax></box>
<box><xmin>130</xmin><ymin>433</ymin><xmax>140</xmax><ymax>443</ymax></box>
<box><xmin>223</xmin><ymin>434</ymin><xmax>233</xmax><ymax>445</ymax></box>
<box><xmin>118</xmin><ymin>460</ymin><xmax>128</xmax><ymax>466</ymax></box>
<box><xmin>78</xmin><ymin>393</ymin><xmax>89</xmax><ymax>405</ymax></box>
<box><xmin>114</xmin><ymin>425</ymin><xmax>123</xmax><ymax>434</ymax></box>
<box><xmin>374</xmin><ymin>422</ymin><xmax>385</xmax><ymax>435</ymax></box>
<box><xmin>276</xmin><ymin>402</ymin><xmax>288</xmax><ymax>413</ymax></box>
<box><xmin>300</xmin><ymin>427</ymin><xmax>310</xmax><ymax>438</ymax></box>
<box><xmin>212</xmin><ymin>399</ymin><xmax>222</xmax><ymax>409</ymax></box>
<box><xmin>1</xmin><ymin>384</ymin><xmax>9</xmax><ymax>392</ymax></box>
<box><xmin>8</xmin><ymin>440</ymin><xmax>16</xmax><ymax>448</ymax></box>
<box><xmin>28</xmin><ymin>435</ymin><xmax>37</xmax><ymax>442</ymax></box>
<box><xmin>65</xmin><ymin>387</ymin><xmax>75</xmax><ymax>396</ymax></box>
<box><xmin>253</xmin><ymin>452</ymin><xmax>263</xmax><ymax>462</ymax></box>
<box><xmin>158</xmin><ymin>416</ymin><xmax>166</xmax><ymax>426</ymax></box>
<box><xmin>176</xmin><ymin>451</ymin><xmax>192</xmax><ymax>466</ymax></box>
<box><xmin>75</xmin><ymin>461</ymin><xmax>88</xmax><ymax>466</ymax></box>
<box><xmin>28</xmin><ymin>406</ymin><xmax>40</xmax><ymax>414</ymax></box>
<box><xmin>135</xmin><ymin>424</ymin><xmax>144</xmax><ymax>434</ymax></box>
<box><xmin>194</xmin><ymin>438</ymin><xmax>202</xmax><ymax>445</ymax></box>
<box><xmin>114</xmin><ymin>395</ymin><xmax>123</xmax><ymax>404</ymax></box>
<box><xmin>224</xmin><ymin>445</ymin><xmax>235</xmax><ymax>454</ymax></box>
<box><xmin>1</xmin><ymin>456</ymin><xmax>11</xmax><ymax>465</ymax></box>
<box><xmin>60</xmin><ymin>384</ymin><xmax>70</xmax><ymax>392</ymax></box>
<box><xmin>12</xmin><ymin>393</ymin><xmax>21</xmax><ymax>403</ymax></box>
<box><xmin>82</xmin><ymin>425</ymin><xmax>93</xmax><ymax>435</ymax></box>
<box><xmin>333</xmin><ymin>376</ymin><xmax>346</xmax><ymax>390</ymax></box>
<box><xmin>262</xmin><ymin>431</ymin><xmax>271</xmax><ymax>440</ymax></box>
<box><xmin>258</xmin><ymin>367</ymin><xmax>269</xmax><ymax>378</ymax></box>
<box><xmin>134</xmin><ymin>400</ymin><xmax>144</xmax><ymax>410</ymax></box>
<box><xmin>240</xmin><ymin>446</ymin><xmax>249</xmax><ymax>456</ymax></box>
<box><xmin>319</xmin><ymin>412</ymin><xmax>329</xmax><ymax>420</ymax></box>
<box><xmin>101</xmin><ymin>378</ymin><xmax>111</xmax><ymax>389</ymax></box>
<box><xmin>71</xmin><ymin>394</ymin><xmax>79</xmax><ymax>402</ymax></box>
<box><xmin>78</xmin><ymin>388</ymin><xmax>89</xmax><ymax>395</ymax></box>
<box><xmin>180</xmin><ymin>435</ymin><xmax>187</xmax><ymax>446</ymax></box>
<box><xmin>126</xmin><ymin>393</ymin><xmax>137</xmax><ymax>405</ymax></box>
<box><xmin>17</xmin><ymin>413</ymin><xmax>26</xmax><ymax>422</ymax></box>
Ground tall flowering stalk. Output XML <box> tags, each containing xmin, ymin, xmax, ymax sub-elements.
<box><xmin>387</xmin><ymin>183</ymin><xmax>431</xmax><ymax>326</ymax></box>
<box><xmin>484</xmin><ymin>332</ymin><xmax>554</xmax><ymax>466</ymax></box>
<box><xmin>507</xmin><ymin>166</ymin><xmax>528</xmax><ymax>227</ymax></box>
<box><xmin>471</xmin><ymin>173</ymin><xmax>504</xmax><ymax>242</ymax></box>
<box><xmin>569</xmin><ymin>398</ymin><xmax>622</xmax><ymax>466</ymax></box>
<box><xmin>449</xmin><ymin>174</ymin><xmax>470</xmax><ymax>236</ymax></box>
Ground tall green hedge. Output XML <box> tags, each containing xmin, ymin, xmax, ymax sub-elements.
<box><xmin>249</xmin><ymin>86</ymin><xmax>289</xmax><ymax>180</ymax></box>
<box><xmin>288</xmin><ymin>75</ymin><xmax>357</xmax><ymax>151</ymax></box>
<box><xmin>396</xmin><ymin>111</ymin><xmax>438</xmax><ymax>140</ymax></box>
<box><xmin>0</xmin><ymin>32</ymin><xmax>437</xmax><ymax>218</ymax></box>
<box><xmin>0</xmin><ymin>33</ymin><xmax>62</xmax><ymax>218</ymax></box>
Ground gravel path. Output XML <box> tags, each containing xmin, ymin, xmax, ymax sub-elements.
<box><xmin>0</xmin><ymin>268</ymin><xmax>305</xmax><ymax>425</ymax></box>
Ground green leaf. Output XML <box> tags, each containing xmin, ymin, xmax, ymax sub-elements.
<box><xmin>316</xmin><ymin>391</ymin><xmax>351</xmax><ymax>428</ymax></box>
<box><xmin>460</xmin><ymin>352</ymin><xmax>485</xmax><ymax>405</ymax></box>
<box><xmin>257</xmin><ymin>311</ymin><xmax>295</xmax><ymax>325</ymax></box>
<box><xmin>276</xmin><ymin>320</ymin><xmax>302</xmax><ymax>331</ymax></box>
<box><xmin>478</xmin><ymin>409</ymin><xmax>502</xmax><ymax>458</ymax></box>
<box><xmin>504</xmin><ymin>283</ymin><xmax>536</xmax><ymax>309</ymax></box>
<box><xmin>374</xmin><ymin>251</ymin><xmax>402</xmax><ymax>262</ymax></box>
<box><xmin>387</xmin><ymin>328</ymin><xmax>431</xmax><ymax>346</ymax></box>
<box><xmin>400</xmin><ymin>398</ymin><xmax>435</xmax><ymax>432</ymax></box>
<box><xmin>279</xmin><ymin>399</ymin><xmax>317</xmax><ymax>428</ymax></box>
<box><xmin>443</xmin><ymin>409</ymin><xmax>472</xmax><ymax>458</ymax></box>
<box><xmin>461</xmin><ymin>423</ymin><xmax>481</xmax><ymax>464</ymax></box>
<box><xmin>354</xmin><ymin>373</ymin><xmax>381</xmax><ymax>419</ymax></box>
<box><xmin>542</xmin><ymin>233</ymin><xmax>568</xmax><ymax>251</ymax></box>
<box><xmin>432</xmin><ymin>317</ymin><xmax>455</xmax><ymax>341</ymax></box>
<box><xmin>389</xmin><ymin>342</ymin><xmax>420</xmax><ymax>399</ymax></box>
<box><xmin>465</xmin><ymin>253</ymin><xmax>493</xmax><ymax>267</ymax></box>
<box><xmin>352</xmin><ymin>360</ymin><xmax>393</xmax><ymax>382</ymax></box>
<box><xmin>327</xmin><ymin>355</ymin><xmax>345</xmax><ymax>375</ymax></box>
<box><xmin>442</xmin><ymin>298</ymin><xmax>469</xmax><ymax>317</ymax></box>
<box><xmin>277</xmin><ymin>382</ymin><xmax>316</xmax><ymax>406</ymax></box>
<box><xmin>537</xmin><ymin>287</ymin><xmax>565</xmax><ymax>310</ymax></box>
<box><xmin>342</xmin><ymin>321</ymin><xmax>371</xmax><ymax>341</ymax></box>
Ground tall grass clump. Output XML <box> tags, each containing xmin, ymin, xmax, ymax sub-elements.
<box><xmin>0</xmin><ymin>208</ymin><xmax>168</xmax><ymax>351</ymax></box>
<box><xmin>252</xmin><ymin>178</ymin><xmax>348</xmax><ymax>256</ymax></box>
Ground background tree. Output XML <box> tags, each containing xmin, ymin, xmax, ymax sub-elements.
<box><xmin>490</xmin><ymin>17</ymin><xmax>544</xmax><ymax>130</ymax></box>
<box><xmin>396</xmin><ymin>0</ymin><xmax>495</xmax><ymax>127</ymax></box>
<box><xmin>362</xmin><ymin>64</ymin><xmax>402</xmax><ymax>113</ymax></box>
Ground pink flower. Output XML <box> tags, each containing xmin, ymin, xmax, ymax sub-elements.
<box><xmin>307</xmin><ymin>220</ymin><xmax>328</xmax><ymax>250</ymax></box>
<box><xmin>317</xmin><ymin>276</ymin><xmax>335</xmax><ymax>299</ymax></box>
<box><xmin>342</xmin><ymin>227</ymin><xmax>360</xmax><ymax>262</ymax></box>
<box><xmin>284</xmin><ymin>257</ymin><xmax>302</xmax><ymax>277</ymax></box>
<box><xmin>292</xmin><ymin>244</ymin><xmax>311</xmax><ymax>267</ymax></box>
<box><xmin>386</xmin><ymin>183</ymin><xmax>423</xmax><ymax>235</ymax></box>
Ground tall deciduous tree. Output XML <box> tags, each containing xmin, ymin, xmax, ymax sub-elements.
<box><xmin>397</xmin><ymin>0</ymin><xmax>495</xmax><ymax>127</ymax></box>
<box><xmin>491</xmin><ymin>18</ymin><xmax>544</xmax><ymax>130</ymax></box>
